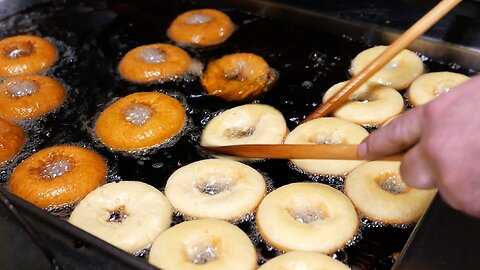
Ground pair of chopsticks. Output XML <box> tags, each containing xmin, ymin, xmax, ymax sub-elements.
<box><xmin>204</xmin><ymin>0</ymin><xmax>462</xmax><ymax>161</ymax></box>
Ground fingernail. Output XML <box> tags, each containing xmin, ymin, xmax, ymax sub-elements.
<box><xmin>358</xmin><ymin>142</ymin><xmax>367</xmax><ymax>158</ymax></box>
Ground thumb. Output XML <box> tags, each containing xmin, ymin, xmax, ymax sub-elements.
<box><xmin>358</xmin><ymin>106</ymin><xmax>424</xmax><ymax>159</ymax></box>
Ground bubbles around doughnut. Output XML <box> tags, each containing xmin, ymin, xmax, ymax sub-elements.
<box><xmin>284</xmin><ymin>117</ymin><xmax>368</xmax><ymax>175</ymax></box>
<box><xmin>167</xmin><ymin>9</ymin><xmax>234</xmax><ymax>47</ymax></box>
<box><xmin>344</xmin><ymin>161</ymin><xmax>436</xmax><ymax>225</ymax></box>
<box><xmin>149</xmin><ymin>219</ymin><xmax>257</xmax><ymax>270</ymax></box>
<box><xmin>8</xmin><ymin>145</ymin><xmax>107</xmax><ymax>208</ymax></box>
<box><xmin>165</xmin><ymin>159</ymin><xmax>267</xmax><ymax>221</ymax></box>
<box><xmin>0</xmin><ymin>74</ymin><xmax>67</xmax><ymax>120</ymax></box>
<box><xmin>258</xmin><ymin>251</ymin><xmax>350</xmax><ymax>270</ymax></box>
<box><xmin>323</xmin><ymin>81</ymin><xmax>404</xmax><ymax>126</ymax></box>
<box><xmin>0</xmin><ymin>35</ymin><xmax>57</xmax><ymax>77</ymax></box>
<box><xmin>69</xmin><ymin>181</ymin><xmax>172</xmax><ymax>253</ymax></box>
<box><xmin>95</xmin><ymin>92</ymin><xmax>186</xmax><ymax>152</ymax></box>
<box><xmin>256</xmin><ymin>182</ymin><xmax>359</xmax><ymax>254</ymax></box>
<box><xmin>0</xmin><ymin>118</ymin><xmax>26</xmax><ymax>164</ymax></box>
<box><xmin>351</xmin><ymin>46</ymin><xmax>424</xmax><ymax>90</ymax></box>
<box><xmin>118</xmin><ymin>43</ymin><xmax>193</xmax><ymax>84</ymax></box>
<box><xmin>408</xmin><ymin>72</ymin><xmax>470</xmax><ymax>106</ymax></box>
<box><xmin>201</xmin><ymin>53</ymin><xmax>278</xmax><ymax>101</ymax></box>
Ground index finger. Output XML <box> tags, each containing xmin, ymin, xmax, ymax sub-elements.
<box><xmin>358</xmin><ymin>106</ymin><xmax>424</xmax><ymax>159</ymax></box>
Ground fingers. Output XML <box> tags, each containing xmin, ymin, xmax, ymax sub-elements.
<box><xmin>358</xmin><ymin>106</ymin><xmax>424</xmax><ymax>160</ymax></box>
<box><xmin>399</xmin><ymin>145</ymin><xmax>437</xmax><ymax>189</ymax></box>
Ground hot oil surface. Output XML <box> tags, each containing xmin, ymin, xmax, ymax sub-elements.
<box><xmin>0</xmin><ymin>0</ymin><xmax>477</xmax><ymax>269</ymax></box>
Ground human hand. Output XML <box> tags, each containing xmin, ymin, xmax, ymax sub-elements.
<box><xmin>358</xmin><ymin>75</ymin><xmax>480</xmax><ymax>218</ymax></box>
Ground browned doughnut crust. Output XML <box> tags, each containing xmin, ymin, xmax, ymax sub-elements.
<box><xmin>0</xmin><ymin>118</ymin><xmax>25</xmax><ymax>163</ymax></box>
<box><xmin>9</xmin><ymin>145</ymin><xmax>107</xmax><ymax>208</ymax></box>
<box><xmin>201</xmin><ymin>53</ymin><xmax>277</xmax><ymax>101</ymax></box>
<box><xmin>167</xmin><ymin>9</ymin><xmax>234</xmax><ymax>47</ymax></box>
<box><xmin>95</xmin><ymin>92</ymin><xmax>186</xmax><ymax>151</ymax></box>
<box><xmin>118</xmin><ymin>43</ymin><xmax>192</xmax><ymax>83</ymax></box>
<box><xmin>0</xmin><ymin>74</ymin><xmax>66</xmax><ymax>120</ymax></box>
<box><xmin>0</xmin><ymin>35</ymin><xmax>57</xmax><ymax>77</ymax></box>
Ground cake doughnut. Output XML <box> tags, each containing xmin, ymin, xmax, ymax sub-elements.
<box><xmin>408</xmin><ymin>72</ymin><xmax>469</xmax><ymax>106</ymax></box>
<box><xmin>0</xmin><ymin>35</ymin><xmax>57</xmax><ymax>77</ymax></box>
<box><xmin>344</xmin><ymin>161</ymin><xmax>436</xmax><ymax>225</ymax></box>
<box><xmin>201</xmin><ymin>104</ymin><xmax>287</xmax><ymax>150</ymax></box>
<box><xmin>69</xmin><ymin>181</ymin><xmax>172</xmax><ymax>253</ymax></box>
<box><xmin>201</xmin><ymin>53</ymin><xmax>278</xmax><ymax>101</ymax></box>
<box><xmin>284</xmin><ymin>117</ymin><xmax>368</xmax><ymax>175</ymax></box>
<box><xmin>149</xmin><ymin>218</ymin><xmax>257</xmax><ymax>270</ymax></box>
<box><xmin>258</xmin><ymin>251</ymin><xmax>350</xmax><ymax>270</ymax></box>
<box><xmin>165</xmin><ymin>159</ymin><xmax>267</xmax><ymax>220</ymax></box>
<box><xmin>351</xmin><ymin>46</ymin><xmax>424</xmax><ymax>90</ymax></box>
<box><xmin>118</xmin><ymin>43</ymin><xmax>193</xmax><ymax>84</ymax></box>
<box><xmin>95</xmin><ymin>92</ymin><xmax>186</xmax><ymax>152</ymax></box>
<box><xmin>0</xmin><ymin>118</ymin><xmax>26</xmax><ymax>164</ymax></box>
<box><xmin>323</xmin><ymin>81</ymin><xmax>404</xmax><ymax>126</ymax></box>
<box><xmin>0</xmin><ymin>74</ymin><xmax>66</xmax><ymax>120</ymax></box>
<box><xmin>256</xmin><ymin>182</ymin><xmax>359</xmax><ymax>254</ymax></box>
<box><xmin>167</xmin><ymin>9</ymin><xmax>234</xmax><ymax>47</ymax></box>
<box><xmin>8</xmin><ymin>145</ymin><xmax>107</xmax><ymax>208</ymax></box>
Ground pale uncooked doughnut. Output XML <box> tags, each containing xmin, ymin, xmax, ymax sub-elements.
<box><xmin>165</xmin><ymin>159</ymin><xmax>266</xmax><ymax>220</ymax></box>
<box><xmin>149</xmin><ymin>218</ymin><xmax>257</xmax><ymax>270</ymax></box>
<box><xmin>284</xmin><ymin>117</ymin><xmax>368</xmax><ymax>175</ymax></box>
<box><xmin>69</xmin><ymin>181</ymin><xmax>172</xmax><ymax>253</ymax></box>
<box><xmin>256</xmin><ymin>182</ymin><xmax>359</xmax><ymax>254</ymax></box>
<box><xmin>344</xmin><ymin>161</ymin><xmax>436</xmax><ymax>224</ymax></box>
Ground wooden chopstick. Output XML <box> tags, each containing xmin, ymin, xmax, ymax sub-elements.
<box><xmin>202</xmin><ymin>144</ymin><xmax>404</xmax><ymax>161</ymax></box>
<box><xmin>304</xmin><ymin>0</ymin><xmax>462</xmax><ymax>122</ymax></box>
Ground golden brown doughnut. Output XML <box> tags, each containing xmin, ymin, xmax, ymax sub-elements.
<box><xmin>0</xmin><ymin>74</ymin><xmax>66</xmax><ymax>120</ymax></box>
<box><xmin>0</xmin><ymin>35</ymin><xmax>57</xmax><ymax>77</ymax></box>
<box><xmin>201</xmin><ymin>53</ymin><xmax>277</xmax><ymax>101</ymax></box>
<box><xmin>167</xmin><ymin>9</ymin><xmax>234</xmax><ymax>47</ymax></box>
<box><xmin>118</xmin><ymin>43</ymin><xmax>192</xmax><ymax>84</ymax></box>
<box><xmin>8</xmin><ymin>145</ymin><xmax>107</xmax><ymax>208</ymax></box>
<box><xmin>95</xmin><ymin>92</ymin><xmax>186</xmax><ymax>152</ymax></box>
<box><xmin>0</xmin><ymin>118</ymin><xmax>25</xmax><ymax>164</ymax></box>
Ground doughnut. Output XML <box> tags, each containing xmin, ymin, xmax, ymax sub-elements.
<box><xmin>351</xmin><ymin>46</ymin><xmax>424</xmax><ymax>90</ymax></box>
<box><xmin>0</xmin><ymin>74</ymin><xmax>66</xmax><ymax>120</ymax></box>
<box><xmin>69</xmin><ymin>181</ymin><xmax>172</xmax><ymax>253</ymax></box>
<box><xmin>118</xmin><ymin>43</ymin><xmax>193</xmax><ymax>84</ymax></box>
<box><xmin>284</xmin><ymin>117</ymin><xmax>368</xmax><ymax>175</ymax></box>
<box><xmin>408</xmin><ymin>72</ymin><xmax>469</xmax><ymax>106</ymax></box>
<box><xmin>201</xmin><ymin>104</ymin><xmax>287</xmax><ymax>150</ymax></box>
<box><xmin>149</xmin><ymin>218</ymin><xmax>257</xmax><ymax>270</ymax></box>
<box><xmin>8</xmin><ymin>145</ymin><xmax>107</xmax><ymax>209</ymax></box>
<box><xmin>0</xmin><ymin>118</ymin><xmax>26</xmax><ymax>164</ymax></box>
<box><xmin>256</xmin><ymin>182</ymin><xmax>359</xmax><ymax>254</ymax></box>
<box><xmin>344</xmin><ymin>161</ymin><xmax>436</xmax><ymax>225</ymax></box>
<box><xmin>95</xmin><ymin>92</ymin><xmax>186</xmax><ymax>152</ymax></box>
<box><xmin>167</xmin><ymin>9</ymin><xmax>234</xmax><ymax>47</ymax></box>
<box><xmin>201</xmin><ymin>53</ymin><xmax>278</xmax><ymax>101</ymax></box>
<box><xmin>165</xmin><ymin>159</ymin><xmax>267</xmax><ymax>220</ymax></box>
<box><xmin>323</xmin><ymin>81</ymin><xmax>404</xmax><ymax>126</ymax></box>
<box><xmin>258</xmin><ymin>251</ymin><xmax>350</xmax><ymax>270</ymax></box>
<box><xmin>0</xmin><ymin>35</ymin><xmax>57</xmax><ymax>77</ymax></box>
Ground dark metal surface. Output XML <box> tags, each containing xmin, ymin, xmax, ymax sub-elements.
<box><xmin>394</xmin><ymin>195</ymin><xmax>480</xmax><ymax>270</ymax></box>
<box><xmin>0</xmin><ymin>1</ymin><xmax>479</xmax><ymax>270</ymax></box>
